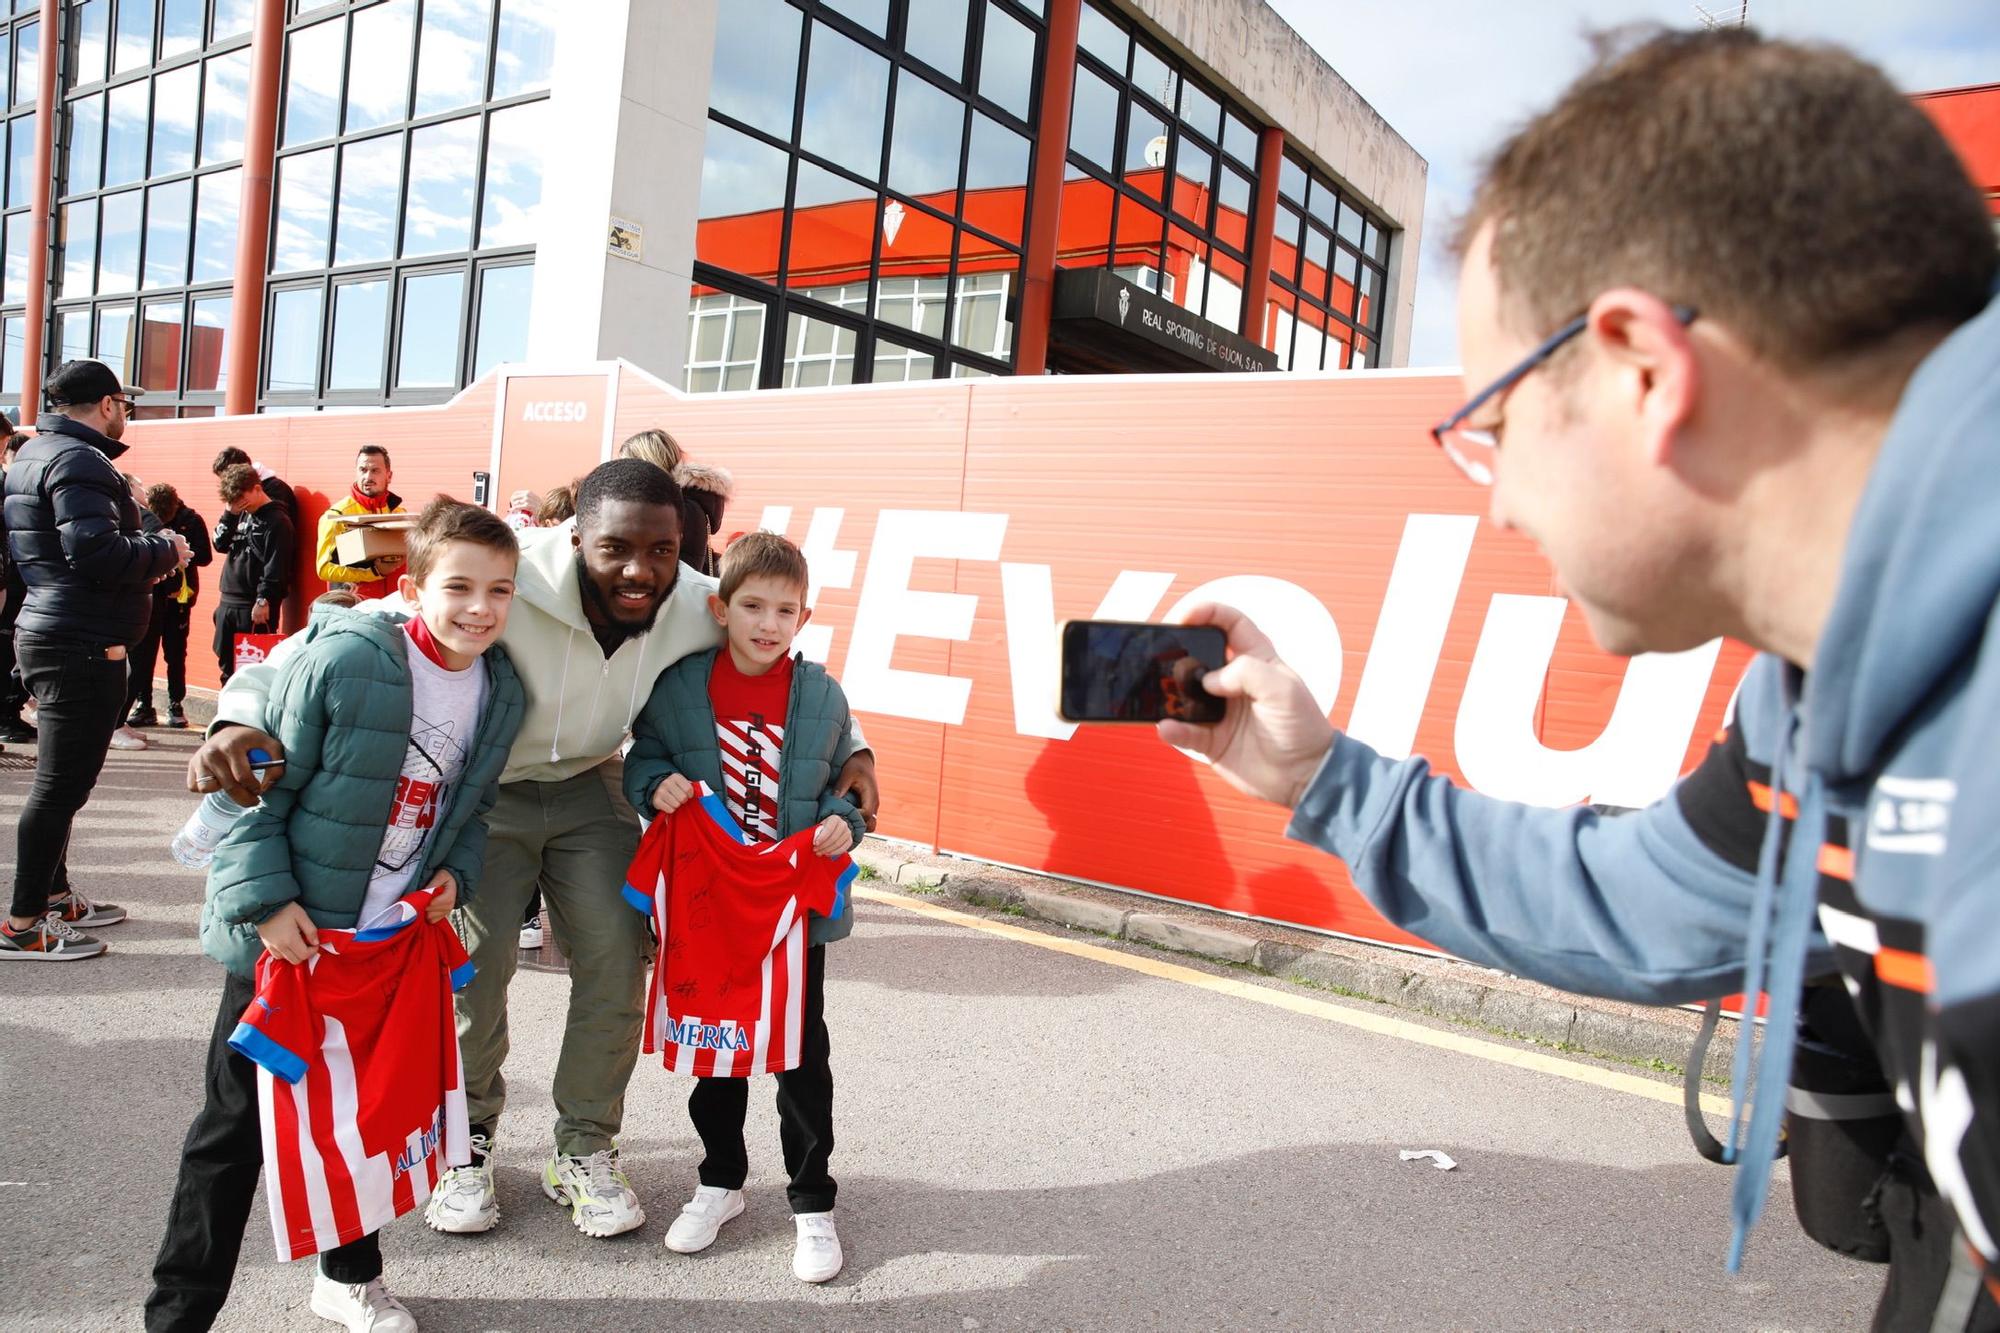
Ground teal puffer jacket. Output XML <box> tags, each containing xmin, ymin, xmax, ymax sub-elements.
<box><xmin>624</xmin><ymin>648</ymin><xmax>866</xmax><ymax>945</ymax></box>
<box><xmin>202</xmin><ymin>608</ymin><xmax>526</xmax><ymax>977</ymax></box>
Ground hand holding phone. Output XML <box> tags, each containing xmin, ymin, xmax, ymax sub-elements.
<box><xmin>1058</xmin><ymin>620</ymin><xmax>1227</xmax><ymax>724</ymax></box>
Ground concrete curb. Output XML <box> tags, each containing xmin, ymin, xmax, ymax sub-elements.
<box><xmin>854</xmin><ymin>841</ymin><xmax>1740</xmax><ymax>1086</ymax></box>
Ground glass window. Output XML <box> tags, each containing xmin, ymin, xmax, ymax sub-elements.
<box><xmin>479</xmin><ymin>98</ymin><xmax>547</xmax><ymax>248</ymax></box>
<box><xmin>104</xmin><ymin>81</ymin><xmax>147</xmax><ymax>185</ymax></box>
<box><xmin>193</xmin><ymin>167</ymin><xmax>241</xmax><ymax>282</ymax></box>
<box><xmin>151</xmin><ymin>63</ymin><xmax>200</xmax><ymax>178</ymax></box>
<box><xmin>962</xmin><ymin>112</ymin><xmax>1026</xmax><ymax>244</ymax></box>
<box><xmin>7</xmin><ymin>111</ymin><xmax>34</xmax><ymax>208</ymax></box>
<box><xmin>73</xmin><ymin>0</ymin><xmax>109</xmax><ymax>87</ymax></box>
<box><xmin>414</xmin><ymin>0</ymin><xmax>490</xmax><ymax>117</ymax></box>
<box><xmin>1068</xmin><ymin>64</ymin><xmax>1117</xmax><ymax>171</ymax></box>
<box><xmin>472</xmin><ymin>262</ymin><xmax>531</xmax><ymax>378</ymax></box>
<box><xmin>266</xmin><ymin>284</ymin><xmax>321</xmax><ymax>392</ymax></box>
<box><xmin>202</xmin><ymin>49</ymin><xmax>252</xmax><ymax>165</ymax></box>
<box><xmin>272</xmin><ymin>147</ymin><xmax>333</xmax><ymax>271</ymax></box>
<box><xmin>1054</xmin><ymin>169</ymin><xmax>1112</xmax><ymax>270</ymax></box>
<box><xmin>0</xmin><ymin>314</ymin><xmax>20</xmax><ymax>395</ymax></box>
<box><xmin>709</xmin><ymin>0</ymin><xmax>798</xmax><ymax>139</ymax></box>
<box><xmin>977</xmin><ymin>3</ymin><xmax>1033</xmax><ymax>122</ymax></box>
<box><xmin>344</xmin><ymin>0</ymin><xmax>414</xmax><ymax>133</ymax></box>
<box><xmin>213</xmin><ymin>0</ymin><xmax>257</xmax><ymax>43</ymax></box>
<box><xmin>1302</xmin><ymin>225</ymin><xmax>1329</xmax><ymax>298</ymax></box>
<box><xmin>1304</xmin><ymin>175</ymin><xmax>1336</xmax><ymax>229</ymax></box>
<box><xmin>13</xmin><ymin>18</ymin><xmax>36</xmax><ymax>109</ymax></box>
<box><xmin>68</xmin><ymin>92</ymin><xmax>105</xmax><ymax>192</ymax></box>
<box><xmin>94</xmin><ymin>303</ymin><xmax>134</xmax><ymax>383</ymax></box>
<box><xmin>1336</xmin><ymin>198</ymin><xmax>1364</xmax><ymax>248</ymax></box>
<box><xmin>327</xmin><ymin>277</ymin><xmax>388</xmax><ymax>390</ymax></box>
<box><xmin>491</xmin><ymin>0</ymin><xmax>557</xmax><ymax>100</ymax></box>
<box><xmin>1279</xmin><ymin>155</ymin><xmax>1306</xmax><ymax>204</ymax></box>
<box><xmin>2</xmin><ymin>214</ymin><xmax>27</xmax><ymax>305</ymax></box>
<box><xmin>139</xmin><ymin>298</ymin><xmax>183</xmax><ymax>392</ymax></box>
<box><xmin>282</xmin><ymin>19</ymin><xmax>344</xmax><ymax>147</ymax></box>
<box><xmin>56</xmin><ymin>307</ymin><xmax>91</xmax><ymax>364</ymax></box>
<box><xmin>1178</xmin><ymin>82</ymin><xmax>1220</xmax><ymax>142</ymax></box>
<box><xmin>870</xmin><ymin>335</ymin><xmax>934</xmax><ymax>382</ymax></box>
<box><xmin>403</xmin><ymin>116</ymin><xmax>478</xmax><ymax>256</ymax></box>
<box><xmin>888</xmin><ymin>73</ymin><xmax>963</xmax><ymax>206</ymax></box>
<box><xmin>821</xmin><ymin>0</ymin><xmax>887</xmax><ymax>36</ymax></box>
<box><xmin>1222</xmin><ymin>111</ymin><xmax>1257</xmax><ymax>167</ymax></box>
<box><xmin>1076</xmin><ymin>3</ymin><xmax>1126</xmax><ymax>74</ymax></box>
<box><xmin>786</xmin><ymin>161</ymin><xmax>875</xmax><ymax>294</ymax></box>
<box><xmin>874</xmin><ymin>203</ymin><xmax>950</xmax><ymax>324</ymax></box>
<box><xmin>1171</xmin><ymin>138</ymin><xmax>1211</xmax><ymax>226</ymax></box>
<box><xmin>143</xmin><ymin>177</ymin><xmax>193</xmax><ymax>288</ymax></box>
<box><xmin>1216</xmin><ymin>165</ymin><xmax>1250</xmax><ymax>252</ymax></box>
<box><xmin>799</xmin><ymin>22</ymin><xmax>888</xmax><ymax>181</ymax></box>
<box><xmin>905</xmin><ymin>0</ymin><xmax>968</xmax><ymax>82</ymax></box>
<box><xmin>98</xmin><ymin>187</ymin><xmax>141</xmax><ymax>291</ymax></box>
<box><xmin>695</xmin><ymin>120</ymin><xmax>787</xmax><ymax>275</ymax></box>
<box><xmin>60</xmin><ymin>198</ymin><xmax>98</xmax><ymax>297</ymax></box>
<box><xmin>951</xmin><ymin>266</ymin><xmax>1012</xmax><ymax>357</ymax></box>
<box><xmin>160</xmin><ymin>0</ymin><xmax>204</xmax><ymax>61</ymax></box>
<box><xmin>333</xmin><ymin>133</ymin><xmax>402</xmax><ymax>266</ymax></box>
<box><xmin>1122</xmin><ymin>100</ymin><xmax>1166</xmax><ymax>200</ymax></box>
<box><xmin>1206</xmin><ymin>248</ymin><xmax>1244</xmax><ymax>333</ymax></box>
<box><xmin>1130</xmin><ymin>41</ymin><xmax>1176</xmax><ymax>113</ymax></box>
<box><xmin>396</xmin><ymin>269</ymin><xmax>463</xmax><ymax>387</ymax></box>
<box><xmin>782</xmin><ymin>311</ymin><xmax>856</xmax><ymax>387</ymax></box>
<box><xmin>684</xmin><ymin>290</ymin><xmax>767</xmax><ymax>393</ymax></box>
<box><xmin>114</xmin><ymin>0</ymin><xmax>154</xmax><ymax>73</ymax></box>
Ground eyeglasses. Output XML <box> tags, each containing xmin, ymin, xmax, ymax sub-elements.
<box><xmin>1430</xmin><ymin>304</ymin><xmax>1698</xmax><ymax>485</ymax></box>
<box><xmin>110</xmin><ymin>395</ymin><xmax>137</xmax><ymax>411</ymax></box>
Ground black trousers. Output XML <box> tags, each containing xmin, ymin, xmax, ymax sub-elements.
<box><xmin>146</xmin><ymin>971</ymin><xmax>383</xmax><ymax>1333</ymax></box>
<box><xmin>8</xmin><ymin>633</ymin><xmax>126</xmax><ymax>920</ymax></box>
<box><xmin>0</xmin><ymin>576</ymin><xmax>24</xmax><ymax>722</ymax></box>
<box><xmin>688</xmin><ymin>944</ymin><xmax>837</xmax><ymax>1214</ymax></box>
<box><xmin>211</xmin><ymin>602</ymin><xmax>256</xmax><ymax>682</ymax></box>
<box><xmin>131</xmin><ymin>594</ymin><xmax>195</xmax><ymax>709</ymax></box>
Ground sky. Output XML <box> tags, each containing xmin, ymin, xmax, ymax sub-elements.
<box><xmin>1263</xmin><ymin>0</ymin><xmax>2000</xmax><ymax>367</ymax></box>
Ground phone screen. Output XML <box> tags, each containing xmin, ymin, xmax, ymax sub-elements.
<box><xmin>1058</xmin><ymin>620</ymin><xmax>1227</xmax><ymax>724</ymax></box>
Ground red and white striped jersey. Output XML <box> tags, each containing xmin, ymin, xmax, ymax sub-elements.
<box><xmin>228</xmin><ymin>885</ymin><xmax>474</xmax><ymax>1262</ymax></box>
<box><xmin>624</xmin><ymin>786</ymin><xmax>855</xmax><ymax>1077</ymax></box>
<box><xmin>708</xmin><ymin>649</ymin><xmax>791</xmax><ymax>843</ymax></box>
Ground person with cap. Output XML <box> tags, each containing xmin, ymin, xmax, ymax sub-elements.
<box><xmin>0</xmin><ymin>360</ymin><xmax>189</xmax><ymax>961</ymax></box>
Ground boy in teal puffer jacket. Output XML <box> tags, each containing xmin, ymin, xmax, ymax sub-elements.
<box><xmin>624</xmin><ymin>532</ymin><xmax>865</xmax><ymax>1285</ymax></box>
<box><xmin>147</xmin><ymin>499</ymin><xmax>525</xmax><ymax>1333</ymax></box>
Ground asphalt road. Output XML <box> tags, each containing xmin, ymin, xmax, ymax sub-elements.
<box><xmin>0</xmin><ymin>732</ymin><xmax>1882</xmax><ymax>1331</ymax></box>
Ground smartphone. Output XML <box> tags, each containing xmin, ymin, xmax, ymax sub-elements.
<box><xmin>1058</xmin><ymin>620</ymin><xmax>1227</xmax><ymax>725</ymax></box>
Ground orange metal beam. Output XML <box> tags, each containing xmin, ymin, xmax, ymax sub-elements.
<box><xmin>1240</xmin><ymin>125</ymin><xmax>1285</xmax><ymax>354</ymax></box>
<box><xmin>1013</xmin><ymin>0</ymin><xmax>1081</xmax><ymax>377</ymax></box>
<box><xmin>224</xmin><ymin>0</ymin><xmax>286</xmax><ymax>415</ymax></box>
<box><xmin>20</xmin><ymin>0</ymin><xmax>59</xmax><ymax>416</ymax></box>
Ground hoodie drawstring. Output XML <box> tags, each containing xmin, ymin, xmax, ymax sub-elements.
<box><xmin>1722</xmin><ymin>689</ymin><xmax>1826</xmax><ymax>1272</ymax></box>
<box><xmin>549</xmin><ymin>626</ymin><xmax>575</xmax><ymax>762</ymax></box>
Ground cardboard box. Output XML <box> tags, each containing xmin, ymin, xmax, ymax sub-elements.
<box><xmin>332</xmin><ymin>514</ymin><xmax>416</xmax><ymax>566</ymax></box>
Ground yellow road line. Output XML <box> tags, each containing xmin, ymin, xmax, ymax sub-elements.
<box><xmin>856</xmin><ymin>885</ymin><xmax>1732</xmax><ymax>1117</ymax></box>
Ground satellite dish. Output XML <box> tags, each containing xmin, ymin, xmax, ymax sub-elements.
<box><xmin>1144</xmin><ymin>135</ymin><xmax>1169</xmax><ymax>168</ymax></box>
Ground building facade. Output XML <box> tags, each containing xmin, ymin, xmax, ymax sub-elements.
<box><xmin>0</xmin><ymin>0</ymin><xmax>1426</xmax><ymax>422</ymax></box>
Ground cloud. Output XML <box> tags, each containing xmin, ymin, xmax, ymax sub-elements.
<box><xmin>1266</xmin><ymin>0</ymin><xmax>2000</xmax><ymax>367</ymax></box>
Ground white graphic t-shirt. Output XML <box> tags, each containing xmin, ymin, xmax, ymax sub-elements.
<box><xmin>358</xmin><ymin>628</ymin><xmax>488</xmax><ymax>928</ymax></box>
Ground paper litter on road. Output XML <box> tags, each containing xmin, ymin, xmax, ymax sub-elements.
<box><xmin>1399</xmin><ymin>1149</ymin><xmax>1457</xmax><ymax>1170</ymax></box>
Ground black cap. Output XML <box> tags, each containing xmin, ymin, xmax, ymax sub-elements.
<box><xmin>45</xmin><ymin>359</ymin><xmax>144</xmax><ymax>408</ymax></box>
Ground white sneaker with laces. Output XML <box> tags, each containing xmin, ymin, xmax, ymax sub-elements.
<box><xmin>792</xmin><ymin>1211</ymin><xmax>843</xmax><ymax>1283</ymax></box>
<box><xmin>309</xmin><ymin>1272</ymin><xmax>417</xmax><ymax>1332</ymax></box>
<box><xmin>542</xmin><ymin>1147</ymin><xmax>645</xmax><ymax>1237</ymax></box>
<box><xmin>663</xmin><ymin>1185</ymin><xmax>744</xmax><ymax>1254</ymax></box>
<box><xmin>424</xmin><ymin>1133</ymin><xmax>498</xmax><ymax>1234</ymax></box>
<box><xmin>108</xmin><ymin>725</ymin><xmax>147</xmax><ymax>751</ymax></box>
<box><xmin>517</xmin><ymin>916</ymin><xmax>544</xmax><ymax>950</ymax></box>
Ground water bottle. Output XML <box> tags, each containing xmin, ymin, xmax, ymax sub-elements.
<box><xmin>170</xmin><ymin>792</ymin><xmax>246</xmax><ymax>869</ymax></box>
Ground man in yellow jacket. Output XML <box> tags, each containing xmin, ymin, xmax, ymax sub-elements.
<box><xmin>314</xmin><ymin>445</ymin><xmax>404</xmax><ymax>601</ymax></box>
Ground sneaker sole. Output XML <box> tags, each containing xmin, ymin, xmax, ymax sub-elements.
<box><xmin>66</xmin><ymin>911</ymin><xmax>128</xmax><ymax>928</ymax></box>
<box><xmin>424</xmin><ymin>1200</ymin><xmax>500</xmax><ymax>1234</ymax></box>
<box><xmin>794</xmin><ymin>1254</ymin><xmax>844</xmax><ymax>1284</ymax></box>
<box><xmin>664</xmin><ymin>1195</ymin><xmax>745</xmax><ymax>1254</ymax></box>
<box><xmin>0</xmin><ymin>945</ymin><xmax>108</xmax><ymax>961</ymax></box>
<box><xmin>541</xmin><ymin>1175</ymin><xmax>646</xmax><ymax>1238</ymax></box>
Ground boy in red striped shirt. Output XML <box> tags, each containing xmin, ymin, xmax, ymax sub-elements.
<box><xmin>625</xmin><ymin>532</ymin><xmax>867</xmax><ymax>1284</ymax></box>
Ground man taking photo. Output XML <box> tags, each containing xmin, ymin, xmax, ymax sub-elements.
<box><xmin>1160</xmin><ymin>29</ymin><xmax>1998</xmax><ymax>1328</ymax></box>
<box><xmin>0</xmin><ymin>361</ymin><xmax>188</xmax><ymax>961</ymax></box>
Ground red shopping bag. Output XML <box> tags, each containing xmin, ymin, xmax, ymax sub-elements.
<box><xmin>233</xmin><ymin>633</ymin><xmax>286</xmax><ymax>671</ymax></box>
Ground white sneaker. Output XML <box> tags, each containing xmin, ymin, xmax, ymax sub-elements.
<box><xmin>542</xmin><ymin>1147</ymin><xmax>645</xmax><ymax>1237</ymax></box>
<box><xmin>517</xmin><ymin>916</ymin><xmax>544</xmax><ymax>950</ymax></box>
<box><xmin>108</xmin><ymin>726</ymin><xmax>147</xmax><ymax>751</ymax></box>
<box><xmin>792</xmin><ymin>1212</ymin><xmax>843</xmax><ymax>1283</ymax></box>
<box><xmin>309</xmin><ymin>1272</ymin><xmax>417</xmax><ymax>1332</ymax></box>
<box><xmin>663</xmin><ymin>1185</ymin><xmax>744</xmax><ymax>1254</ymax></box>
<box><xmin>424</xmin><ymin>1133</ymin><xmax>498</xmax><ymax>1234</ymax></box>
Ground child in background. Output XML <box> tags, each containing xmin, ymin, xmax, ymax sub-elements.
<box><xmin>146</xmin><ymin>499</ymin><xmax>526</xmax><ymax>1333</ymax></box>
<box><xmin>625</xmin><ymin>532</ymin><xmax>866</xmax><ymax>1284</ymax></box>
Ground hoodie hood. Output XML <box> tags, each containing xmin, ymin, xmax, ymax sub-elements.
<box><xmin>1806</xmin><ymin>291</ymin><xmax>2000</xmax><ymax>784</ymax></box>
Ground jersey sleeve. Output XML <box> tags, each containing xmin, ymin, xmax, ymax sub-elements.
<box><xmin>228</xmin><ymin>957</ymin><xmax>315</xmax><ymax>1085</ymax></box>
